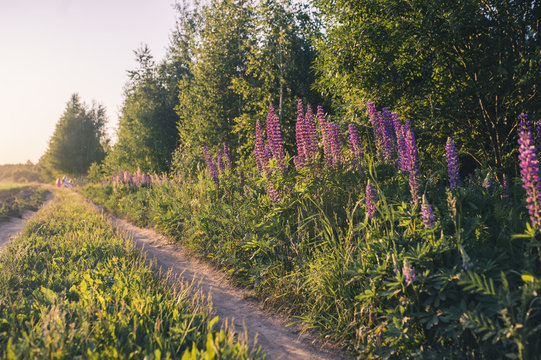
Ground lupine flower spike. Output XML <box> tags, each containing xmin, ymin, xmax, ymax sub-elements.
<box><xmin>446</xmin><ymin>138</ymin><xmax>460</xmax><ymax>190</ymax></box>
<box><xmin>348</xmin><ymin>124</ymin><xmax>364</xmax><ymax>170</ymax></box>
<box><xmin>402</xmin><ymin>259</ymin><xmax>417</xmax><ymax>285</ymax></box>
<box><xmin>266</xmin><ymin>104</ymin><xmax>286</xmax><ymax>173</ymax></box>
<box><xmin>223</xmin><ymin>142</ymin><xmax>232</xmax><ymax>171</ymax></box>
<box><xmin>421</xmin><ymin>194</ymin><xmax>436</xmax><ymax>228</ymax></box>
<box><xmin>517</xmin><ymin>114</ymin><xmax>541</xmax><ymax>228</ymax></box>
<box><xmin>404</xmin><ymin>124</ymin><xmax>421</xmax><ymax>205</ymax></box>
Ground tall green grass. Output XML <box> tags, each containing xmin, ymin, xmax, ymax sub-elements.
<box><xmin>0</xmin><ymin>191</ymin><xmax>263</xmax><ymax>359</ymax></box>
<box><xmin>0</xmin><ymin>185</ymin><xmax>49</xmax><ymax>220</ymax></box>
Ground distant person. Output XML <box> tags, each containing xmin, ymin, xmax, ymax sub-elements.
<box><xmin>62</xmin><ymin>176</ymin><xmax>68</xmax><ymax>188</ymax></box>
<box><xmin>56</xmin><ymin>178</ymin><xmax>61</xmax><ymax>188</ymax></box>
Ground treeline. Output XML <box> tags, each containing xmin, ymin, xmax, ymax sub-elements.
<box><xmin>41</xmin><ymin>0</ymin><xmax>540</xmax><ymax>178</ymax></box>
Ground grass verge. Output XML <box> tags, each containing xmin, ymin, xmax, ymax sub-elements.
<box><xmin>0</xmin><ymin>185</ymin><xmax>49</xmax><ymax>220</ymax></box>
<box><xmin>0</xmin><ymin>191</ymin><xmax>264</xmax><ymax>359</ymax></box>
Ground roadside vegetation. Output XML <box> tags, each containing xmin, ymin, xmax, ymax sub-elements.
<box><xmin>83</xmin><ymin>103</ymin><xmax>541</xmax><ymax>359</ymax></box>
<box><xmin>0</xmin><ymin>185</ymin><xmax>48</xmax><ymax>220</ymax></box>
<box><xmin>0</xmin><ymin>192</ymin><xmax>264</xmax><ymax>359</ymax></box>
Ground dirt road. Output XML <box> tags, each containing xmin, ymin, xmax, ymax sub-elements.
<box><xmin>109</xmin><ymin>215</ymin><xmax>346</xmax><ymax>360</ymax></box>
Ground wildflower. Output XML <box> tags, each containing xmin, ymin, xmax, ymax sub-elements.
<box><xmin>421</xmin><ymin>195</ymin><xmax>436</xmax><ymax>228</ymax></box>
<box><xmin>404</xmin><ymin>124</ymin><xmax>421</xmax><ymax>205</ymax></box>
<box><xmin>266</xmin><ymin>182</ymin><xmax>281</xmax><ymax>203</ymax></box>
<box><xmin>446</xmin><ymin>138</ymin><xmax>460</xmax><ymax>190</ymax></box>
<box><xmin>317</xmin><ymin>106</ymin><xmax>332</xmax><ymax>169</ymax></box>
<box><xmin>459</xmin><ymin>245</ymin><xmax>474</xmax><ymax>270</ymax></box>
<box><xmin>380</xmin><ymin>107</ymin><xmax>396</xmax><ymax>162</ymax></box>
<box><xmin>402</xmin><ymin>259</ymin><xmax>417</xmax><ymax>284</ymax></box>
<box><xmin>223</xmin><ymin>142</ymin><xmax>232</xmax><ymax>171</ymax></box>
<box><xmin>327</xmin><ymin>123</ymin><xmax>343</xmax><ymax>169</ymax></box>
<box><xmin>518</xmin><ymin>114</ymin><xmax>541</xmax><ymax>228</ymax></box>
<box><xmin>366</xmin><ymin>180</ymin><xmax>377</xmax><ymax>219</ymax></box>
<box><xmin>348</xmin><ymin>124</ymin><xmax>364</xmax><ymax>170</ymax></box>
<box><xmin>255</xmin><ymin>120</ymin><xmax>269</xmax><ymax>175</ymax></box>
<box><xmin>266</xmin><ymin>104</ymin><xmax>286</xmax><ymax>173</ymax></box>
<box><xmin>217</xmin><ymin>149</ymin><xmax>225</xmax><ymax>173</ymax></box>
<box><xmin>295</xmin><ymin>100</ymin><xmax>306</xmax><ymax>167</ymax></box>
<box><xmin>393</xmin><ymin>113</ymin><xmax>407</xmax><ymax>172</ymax></box>
<box><xmin>304</xmin><ymin>105</ymin><xmax>319</xmax><ymax>164</ymax></box>
<box><xmin>203</xmin><ymin>146</ymin><xmax>219</xmax><ymax>185</ymax></box>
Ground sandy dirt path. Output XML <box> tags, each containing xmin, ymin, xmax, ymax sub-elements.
<box><xmin>0</xmin><ymin>192</ymin><xmax>53</xmax><ymax>250</ymax></box>
<box><xmin>108</xmin><ymin>215</ymin><xmax>346</xmax><ymax>360</ymax></box>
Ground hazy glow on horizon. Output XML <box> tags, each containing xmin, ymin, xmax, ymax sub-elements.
<box><xmin>0</xmin><ymin>0</ymin><xmax>178</xmax><ymax>165</ymax></box>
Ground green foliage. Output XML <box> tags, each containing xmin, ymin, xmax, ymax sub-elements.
<box><xmin>0</xmin><ymin>192</ymin><xmax>263</xmax><ymax>359</ymax></box>
<box><xmin>0</xmin><ymin>186</ymin><xmax>48</xmax><ymax>220</ymax></box>
<box><xmin>84</xmin><ymin>153</ymin><xmax>541</xmax><ymax>358</ymax></box>
<box><xmin>0</xmin><ymin>163</ymin><xmax>43</xmax><ymax>184</ymax></box>
<box><xmin>176</xmin><ymin>0</ymin><xmax>324</xmax><ymax>160</ymax></box>
<box><xmin>40</xmin><ymin>94</ymin><xmax>107</xmax><ymax>177</ymax></box>
<box><xmin>313</xmin><ymin>0</ymin><xmax>541</xmax><ymax>171</ymax></box>
<box><xmin>104</xmin><ymin>45</ymin><xmax>181</xmax><ymax>174</ymax></box>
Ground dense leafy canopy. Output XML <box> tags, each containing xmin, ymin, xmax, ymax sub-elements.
<box><xmin>313</xmin><ymin>0</ymin><xmax>541</xmax><ymax>173</ymax></box>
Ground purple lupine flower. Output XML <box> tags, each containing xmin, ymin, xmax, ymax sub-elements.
<box><xmin>459</xmin><ymin>245</ymin><xmax>474</xmax><ymax>270</ymax></box>
<box><xmin>367</xmin><ymin>102</ymin><xmax>382</xmax><ymax>155</ymax></box>
<box><xmin>266</xmin><ymin>182</ymin><xmax>281</xmax><ymax>203</ymax></box>
<box><xmin>402</xmin><ymin>260</ymin><xmax>417</xmax><ymax>284</ymax></box>
<box><xmin>393</xmin><ymin>113</ymin><xmax>407</xmax><ymax>172</ymax></box>
<box><xmin>518</xmin><ymin>114</ymin><xmax>541</xmax><ymax>228</ymax></box>
<box><xmin>327</xmin><ymin>123</ymin><xmax>343</xmax><ymax>169</ymax></box>
<box><xmin>266</xmin><ymin>104</ymin><xmax>286</xmax><ymax>173</ymax></box>
<box><xmin>293</xmin><ymin>156</ymin><xmax>303</xmax><ymax>171</ymax></box>
<box><xmin>255</xmin><ymin>120</ymin><xmax>269</xmax><ymax>175</ymax></box>
<box><xmin>421</xmin><ymin>195</ymin><xmax>436</xmax><ymax>228</ymax></box>
<box><xmin>348</xmin><ymin>124</ymin><xmax>364</xmax><ymax>170</ymax></box>
<box><xmin>366</xmin><ymin>180</ymin><xmax>377</xmax><ymax>219</ymax></box>
<box><xmin>223</xmin><ymin>142</ymin><xmax>232</xmax><ymax>171</ymax></box>
<box><xmin>264</xmin><ymin>144</ymin><xmax>272</xmax><ymax>165</ymax></box>
<box><xmin>317</xmin><ymin>106</ymin><xmax>332</xmax><ymax>169</ymax></box>
<box><xmin>296</xmin><ymin>100</ymin><xmax>306</xmax><ymax>167</ymax></box>
<box><xmin>203</xmin><ymin>146</ymin><xmax>219</xmax><ymax>184</ymax></box>
<box><xmin>446</xmin><ymin>138</ymin><xmax>460</xmax><ymax>190</ymax></box>
<box><xmin>203</xmin><ymin>146</ymin><xmax>212</xmax><ymax>170</ymax></box>
<box><xmin>380</xmin><ymin>107</ymin><xmax>396</xmax><ymax>162</ymax></box>
<box><xmin>404</xmin><ymin>125</ymin><xmax>421</xmax><ymax>205</ymax></box>
<box><xmin>304</xmin><ymin>105</ymin><xmax>318</xmax><ymax>164</ymax></box>
<box><xmin>401</xmin><ymin>119</ymin><xmax>412</xmax><ymax>172</ymax></box>
<box><xmin>217</xmin><ymin>149</ymin><xmax>225</xmax><ymax>174</ymax></box>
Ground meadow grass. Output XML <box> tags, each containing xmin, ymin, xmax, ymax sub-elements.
<box><xmin>0</xmin><ymin>185</ymin><xmax>49</xmax><ymax>220</ymax></box>
<box><xmin>0</xmin><ymin>191</ymin><xmax>264</xmax><ymax>359</ymax></box>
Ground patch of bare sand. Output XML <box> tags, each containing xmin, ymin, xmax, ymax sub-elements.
<box><xmin>108</xmin><ymin>215</ymin><xmax>347</xmax><ymax>360</ymax></box>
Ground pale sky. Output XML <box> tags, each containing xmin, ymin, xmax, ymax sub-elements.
<box><xmin>0</xmin><ymin>0</ymin><xmax>178</xmax><ymax>164</ymax></box>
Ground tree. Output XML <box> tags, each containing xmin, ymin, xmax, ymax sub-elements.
<box><xmin>231</xmin><ymin>0</ymin><xmax>324</xmax><ymax>157</ymax></box>
<box><xmin>313</xmin><ymin>0</ymin><xmax>541</xmax><ymax>173</ymax></box>
<box><xmin>176</xmin><ymin>0</ymin><xmax>325</xmax><ymax>159</ymax></box>
<box><xmin>176</xmin><ymin>0</ymin><xmax>253</xmax><ymax>157</ymax></box>
<box><xmin>40</xmin><ymin>94</ymin><xmax>107</xmax><ymax>176</ymax></box>
<box><xmin>105</xmin><ymin>45</ymin><xmax>184</xmax><ymax>173</ymax></box>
